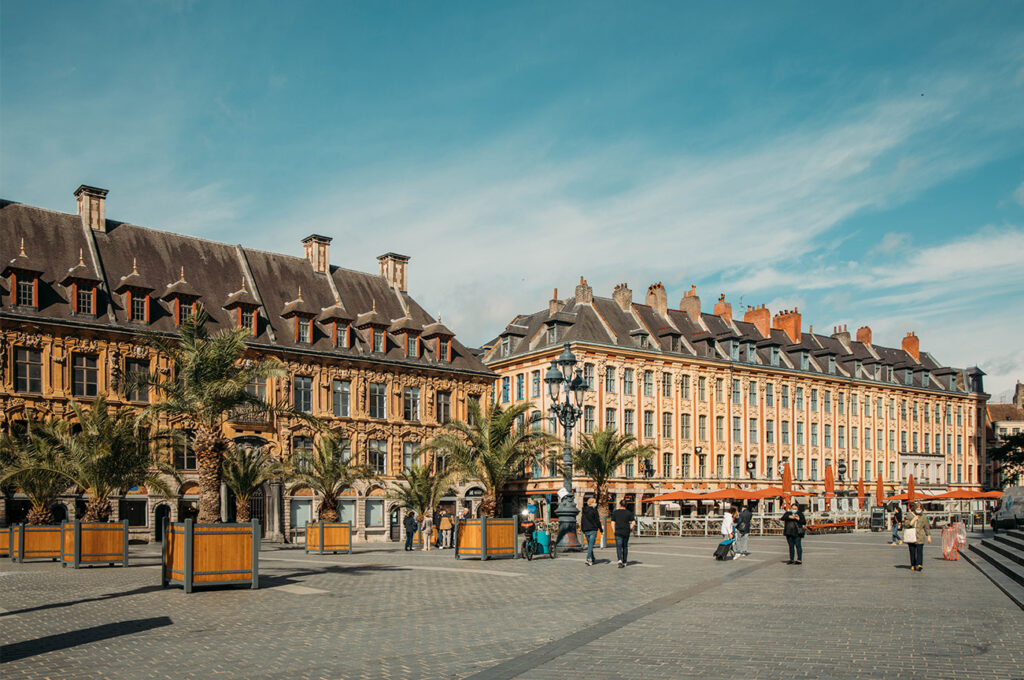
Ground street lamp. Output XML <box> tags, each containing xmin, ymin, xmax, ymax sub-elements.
<box><xmin>545</xmin><ymin>343</ymin><xmax>588</xmax><ymax>548</ymax></box>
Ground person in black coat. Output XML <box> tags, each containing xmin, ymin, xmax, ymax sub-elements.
<box><xmin>735</xmin><ymin>504</ymin><xmax>753</xmax><ymax>556</ymax></box>
<box><xmin>580</xmin><ymin>497</ymin><xmax>601</xmax><ymax>566</ymax></box>
<box><xmin>781</xmin><ymin>502</ymin><xmax>806</xmax><ymax>565</ymax></box>
<box><xmin>403</xmin><ymin>511</ymin><xmax>419</xmax><ymax>551</ymax></box>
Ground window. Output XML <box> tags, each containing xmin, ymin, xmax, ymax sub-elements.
<box><xmin>732</xmin><ymin>416</ymin><xmax>742</xmax><ymax>441</ymax></box>
<box><xmin>172</xmin><ymin>433</ymin><xmax>196</xmax><ymax>470</ymax></box>
<box><xmin>584</xmin><ymin>406</ymin><xmax>595</xmax><ymax>434</ymax></box>
<box><xmin>547</xmin><ymin>325</ymin><xmax>557</xmax><ymax>344</ymax></box>
<box><xmin>500</xmin><ymin>336</ymin><xmax>511</xmax><ymax>357</ymax></box>
<box><xmin>583</xmin><ymin>364</ymin><xmax>594</xmax><ymax>390</ymax></box>
<box><xmin>811</xmin><ymin>389</ymin><xmax>818</xmax><ymax>412</ymax></box>
<box><xmin>715</xmin><ymin>416</ymin><xmax>725</xmax><ymax>441</ymax></box>
<box><xmin>14</xmin><ymin>348</ymin><xmax>42</xmax><ymax>393</ymax></box>
<box><xmin>913</xmin><ymin>432</ymin><xmax>919</xmax><ymax>451</ymax></box>
<box><xmin>72</xmin><ymin>354</ymin><xmax>98</xmax><ymax>397</ymax></box>
<box><xmin>811</xmin><ymin>459</ymin><xmax>818</xmax><ymax>481</ymax></box>
<box><xmin>336</xmin><ymin>323</ymin><xmax>350</xmax><ymax>348</ymax></box>
<box><xmin>682</xmin><ymin>453</ymin><xmax>691</xmax><ymax>477</ymax></box>
<box><xmin>76</xmin><ymin>286</ymin><xmax>94</xmax><ymax>315</ymax></box>
<box><xmin>662</xmin><ymin>412</ymin><xmax>673</xmax><ymax>438</ymax></box>
<box><xmin>624</xmin><ymin>461</ymin><xmax>634</xmax><ymax>478</ymax></box>
<box><xmin>796</xmin><ymin>422</ymin><xmax>804</xmax><ymax>446</ymax></box>
<box><xmin>131</xmin><ymin>294</ymin><xmax>148</xmax><ymax>322</ymax></box>
<box><xmin>406</xmin><ymin>334</ymin><xmax>419</xmax><ymax>357</ymax></box>
<box><xmin>698</xmin><ymin>377</ymin><xmax>706</xmax><ymax>401</ymax></box>
<box><xmin>890</xmin><ymin>399</ymin><xmax>896</xmax><ymax>419</ymax></box>
<box><xmin>532</xmin><ymin>370</ymin><xmax>541</xmax><ymax>397</ymax></box>
<box><xmin>749</xmin><ymin>381</ymin><xmax>757</xmax><ymax>405</ymax></box>
<box><xmin>698</xmin><ymin>454</ymin><xmax>707</xmax><ymax>477</ymax></box>
<box><xmin>680</xmin><ymin>375</ymin><xmax>690</xmax><ymax>399</ymax></box>
<box><xmin>901</xmin><ymin>431</ymin><xmax>907</xmax><ymax>451</ymax></box>
<box><xmin>240</xmin><ymin>307</ymin><xmax>254</xmax><ymax>333</ymax></box>
<box><xmin>838</xmin><ymin>426</ymin><xmax>845</xmax><ymax>449</ymax></box>
<box><xmin>292</xmin><ymin>436</ymin><xmax>314</xmax><ymax>471</ymax></box>
<box><xmin>956</xmin><ymin>464</ymin><xmax>962</xmax><ymax>483</ymax></box>
<box><xmin>438</xmin><ymin>338</ymin><xmax>451</xmax><ymax>361</ymax></box>
<box><xmin>749</xmin><ymin>417</ymin><xmax>757</xmax><ymax>442</ymax></box>
<box><xmin>766</xmin><ymin>456</ymin><xmax>774</xmax><ymax>479</ymax></box>
<box><xmin>437</xmin><ymin>391</ymin><xmax>451</xmax><ymax>424</ymax></box>
<box><xmin>501</xmin><ymin>377</ymin><xmax>510</xmax><ymax>403</ymax></box>
<box><xmin>365</xmin><ymin>499</ymin><xmax>384</xmax><ymax>527</ymax></box>
<box><xmin>297</xmin><ymin>318</ymin><xmax>311</xmax><ymax>343</ymax></box>
<box><xmin>766</xmin><ymin>383</ymin><xmax>774</xmax><ymax>406</ymax></box>
<box><xmin>372</xmin><ymin>329</ymin><xmax>385</xmax><ymax>353</ymax></box>
<box><xmin>624</xmin><ymin>410</ymin><xmax>634</xmax><ymax>435</ymax></box>
<box><xmin>402</xmin><ymin>442</ymin><xmax>419</xmax><ymax>471</ymax></box>
<box><xmin>795</xmin><ymin>387</ymin><xmax>804</xmax><ymax>411</ymax></box>
<box><xmin>781</xmin><ymin>385</ymin><xmax>790</xmax><ymax>408</ymax></box>
<box><xmin>680</xmin><ymin>413</ymin><xmax>691</xmax><ymax>439</ymax></box>
<box><xmin>623</xmin><ymin>369</ymin><xmax>634</xmax><ymax>395</ymax></box>
<box><xmin>716</xmin><ymin>378</ymin><xmax>724</xmax><ymax>402</ymax></box>
<box><xmin>663</xmin><ymin>452</ymin><xmax>673</xmax><ymax>476</ymax></box>
<box><xmin>781</xmin><ymin>420</ymin><xmax>790</xmax><ymax>445</ymax></box>
<box><xmin>119</xmin><ymin>498</ymin><xmax>148</xmax><ymax>527</ymax></box>
<box><xmin>515</xmin><ymin>374</ymin><xmax>525</xmax><ymax>401</ymax></box>
<box><xmin>828</xmin><ymin>356</ymin><xmax>836</xmax><ymax>375</ymax></box>
<box><xmin>877</xmin><ymin>430</ymin><xmax>884</xmax><ymax>450</ymax></box>
<box><xmin>913</xmin><ymin>401</ymin><xmax>919</xmax><ymax>420</ymax></box>
<box><xmin>837</xmin><ymin>393</ymin><xmax>844</xmax><ymax>415</ymax></box>
<box><xmin>733</xmin><ymin>454</ymin><xmax>742</xmax><ymax>478</ymax></box>
<box><xmin>293</xmin><ymin>376</ymin><xmax>313</xmax><ymax>413</ymax></box>
<box><xmin>732</xmin><ymin>379</ymin><xmax>741</xmax><ymax>405</ymax></box>
<box><xmin>125</xmin><ymin>359</ymin><xmax>149</xmax><ymax>402</ymax></box>
<box><xmin>605</xmin><ymin>408</ymin><xmax>617</xmax><ymax>430</ymax></box>
<box><xmin>369</xmin><ymin>382</ymin><xmax>387</xmax><ymax>419</ymax></box>
<box><xmin>824</xmin><ymin>390</ymin><xmax>831</xmax><ymax>413</ymax></box>
<box><xmin>605</xmin><ymin>367</ymin><xmax>616</xmax><ymax>393</ymax></box>
<box><xmin>333</xmin><ymin>380</ymin><xmax>350</xmax><ymax>417</ymax></box>
<box><xmin>796</xmin><ymin>458</ymin><xmax>804</xmax><ymax>481</ymax></box>
<box><xmin>889</xmin><ymin>430</ymin><xmax>896</xmax><ymax>451</ymax></box>
<box><xmin>403</xmin><ymin>387</ymin><xmax>420</xmax><ymax>421</ymax></box>
<box><xmin>730</xmin><ymin>341</ymin><xmax>739</xmax><ymax>361</ymax></box>
<box><xmin>698</xmin><ymin>415</ymin><xmax>708</xmax><ymax>441</ymax></box>
<box><xmin>179</xmin><ymin>301</ymin><xmax>194</xmax><ymax>323</ymax></box>
<box><xmin>851</xmin><ymin>394</ymin><xmax>859</xmax><ymax>415</ymax></box>
<box><xmin>800</xmin><ymin>352</ymin><xmax>809</xmax><ymax>371</ymax></box>
<box><xmin>824</xmin><ymin>424</ymin><xmax>831</xmax><ymax>447</ymax></box>
<box><xmin>643</xmin><ymin>411</ymin><xmax>654</xmax><ymax>438</ymax></box>
<box><xmin>770</xmin><ymin>346</ymin><xmax>780</xmax><ymax>367</ymax></box>
<box><xmin>766</xmin><ymin>419</ymin><xmax>775</xmax><ymax>444</ymax></box>
<box><xmin>716</xmin><ymin>454</ymin><xmax>725</xmax><ymax>479</ymax></box>
<box><xmin>877</xmin><ymin>399</ymin><xmax>883</xmax><ymax>419</ymax></box>
<box><xmin>643</xmin><ymin>371</ymin><xmax>654</xmax><ymax>397</ymax></box>
<box><xmin>889</xmin><ymin>461</ymin><xmax>895</xmax><ymax>481</ymax></box>
<box><xmin>811</xmin><ymin>423</ymin><xmax>818</xmax><ymax>446</ymax></box>
<box><xmin>16</xmin><ymin>277</ymin><xmax>35</xmax><ymax>307</ymax></box>
<box><xmin>368</xmin><ymin>439</ymin><xmax>387</xmax><ymax>474</ymax></box>
<box><xmin>957</xmin><ymin>406</ymin><xmax>963</xmax><ymax>426</ymax></box>
<box><xmin>662</xmin><ymin>373</ymin><xmax>672</xmax><ymax>398</ymax></box>
<box><xmin>901</xmin><ymin>400</ymin><xmax>907</xmax><ymax>419</ymax></box>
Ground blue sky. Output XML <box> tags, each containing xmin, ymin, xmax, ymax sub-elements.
<box><xmin>3</xmin><ymin>1</ymin><xmax>1024</xmax><ymax>399</ymax></box>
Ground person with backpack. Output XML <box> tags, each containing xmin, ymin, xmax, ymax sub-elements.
<box><xmin>890</xmin><ymin>503</ymin><xmax>903</xmax><ymax>545</ymax></box>
<box><xmin>735</xmin><ymin>504</ymin><xmax>752</xmax><ymax>556</ymax></box>
<box><xmin>580</xmin><ymin>497</ymin><xmax>601</xmax><ymax>566</ymax></box>
<box><xmin>781</xmin><ymin>501</ymin><xmax>806</xmax><ymax>565</ymax></box>
<box><xmin>611</xmin><ymin>499</ymin><xmax>636</xmax><ymax>568</ymax></box>
<box><xmin>403</xmin><ymin>511</ymin><xmax>419</xmax><ymax>551</ymax></box>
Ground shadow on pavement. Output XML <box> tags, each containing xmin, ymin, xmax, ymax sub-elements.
<box><xmin>2</xmin><ymin>616</ymin><xmax>173</xmax><ymax>663</ymax></box>
<box><xmin>0</xmin><ymin>585</ymin><xmax>164</xmax><ymax>618</ymax></box>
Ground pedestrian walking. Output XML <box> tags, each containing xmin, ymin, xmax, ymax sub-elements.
<box><xmin>612</xmin><ymin>499</ymin><xmax>636</xmax><ymax>568</ymax></box>
<box><xmin>721</xmin><ymin>506</ymin><xmax>738</xmax><ymax>560</ymax></box>
<box><xmin>890</xmin><ymin>503</ymin><xmax>903</xmax><ymax>545</ymax></box>
<box><xmin>904</xmin><ymin>502</ymin><xmax>932</xmax><ymax>572</ymax></box>
<box><xmin>736</xmin><ymin>504</ymin><xmax>752</xmax><ymax>556</ymax></box>
<box><xmin>439</xmin><ymin>511</ymin><xmax>454</xmax><ymax>549</ymax></box>
<box><xmin>432</xmin><ymin>509</ymin><xmax>441</xmax><ymax>548</ymax></box>
<box><xmin>421</xmin><ymin>512</ymin><xmax>434</xmax><ymax>551</ymax></box>
<box><xmin>781</xmin><ymin>501</ymin><xmax>806</xmax><ymax>565</ymax></box>
<box><xmin>403</xmin><ymin>511</ymin><xmax>418</xmax><ymax>551</ymax></box>
<box><xmin>581</xmin><ymin>497</ymin><xmax>601</xmax><ymax>566</ymax></box>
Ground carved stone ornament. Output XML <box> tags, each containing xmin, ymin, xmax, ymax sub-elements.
<box><xmin>17</xmin><ymin>333</ymin><xmax>43</xmax><ymax>348</ymax></box>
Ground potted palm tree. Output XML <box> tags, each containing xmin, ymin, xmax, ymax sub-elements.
<box><xmin>289</xmin><ymin>433</ymin><xmax>374</xmax><ymax>554</ymax></box>
<box><xmin>388</xmin><ymin>456</ymin><xmax>452</xmax><ymax>549</ymax></box>
<box><xmin>222</xmin><ymin>447</ymin><xmax>285</xmax><ymax>523</ymax></box>
<box><xmin>422</xmin><ymin>400</ymin><xmax>553</xmax><ymax>560</ymax></box>
<box><xmin>1</xmin><ymin>418</ymin><xmax>71</xmax><ymax>562</ymax></box>
<box><xmin>133</xmin><ymin>309</ymin><xmax>295</xmax><ymax>592</ymax></box>
<box><xmin>571</xmin><ymin>429</ymin><xmax>652</xmax><ymax>546</ymax></box>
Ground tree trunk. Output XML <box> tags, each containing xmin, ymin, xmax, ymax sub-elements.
<box><xmin>596</xmin><ymin>484</ymin><xmax>612</xmax><ymax>519</ymax></box>
<box><xmin>195</xmin><ymin>426</ymin><xmax>228</xmax><ymax>523</ymax></box>
<box><xmin>82</xmin><ymin>496</ymin><xmax>112</xmax><ymax>522</ymax></box>
<box><xmin>478</xmin><ymin>491</ymin><xmax>498</xmax><ymax>518</ymax></box>
<box><xmin>318</xmin><ymin>496</ymin><xmax>339</xmax><ymax>521</ymax></box>
<box><xmin>235</xmin><ymin>495</ymin><xmax>251</xmax><ymax>522</ymax></box>
<box><xmin>27</xmin><ymin>504</ymin><xmax>54</xmax><ymax>525</ymax></box>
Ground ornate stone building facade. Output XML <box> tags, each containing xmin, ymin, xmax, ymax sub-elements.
<box><xmin>0</xmin><ymin>186</ymin><xmax>494</xmax><ymax>541</ymax></box>
<box><xmin>483</xmin><ymin>279</ymin><xmax>988</xmax><ymax>514</ymax></box>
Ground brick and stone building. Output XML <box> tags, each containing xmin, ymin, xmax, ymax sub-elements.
<box><xmin>483</xmin><ymin>279</ymin><xmax>988</xmax><ymax>515</ymax></box>
<box><xmin>986</xmin><ymin>395</ymin><xmax>1024</xmax><ymax>489</ymax></box>
<box><xmin>0</xmin><ymin>186</ymin><xmax>494</xmax><ymax>541</ymax></box>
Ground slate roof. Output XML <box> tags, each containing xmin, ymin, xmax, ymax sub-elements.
<box><xmin>988</xmin><ymin>405</ymin><xmax>1024</xmax><ymax>422</ymax></box>
<box><xmin>0</xmin><ymin>198</ymin><xmax>491</xmax><ymax>375</ymax></box>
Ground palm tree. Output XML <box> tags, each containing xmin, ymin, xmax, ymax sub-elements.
<box><xmin>132</xmin><ymin>308</ymin><xmax>292</xmax><ymax>522</ymax></box>
<box><xmin>422</xmin><ymin>400</ymin><xmax>554</xmax><ymax>518</ymax></box>
<box><xmin>222</xmin><ymin>447</ymin><xmax>286</xmax><ymax>522</ymax></box>
<box><xmin>48</xmin><ymin>397</ymin><xmax>175</xmax><ymax>521</ymax></box>
<box><xmin>388</xmin><ymin>456</ymin><xmax>452</xmax><ymax>519</ymax></box>
<box><xmin>0</xmin><ymin>418</ymin><xmax>71</xmax><ymax>525</ymax></box>
<box><xmin>572</xmin><ymin>429</ymin><xmax>654</xmax><ymax>518</ymax></box>
<box><xmin>288</xmin><ymin>433</ymin><xmax>374</xmax><ymax>522</ymax></box>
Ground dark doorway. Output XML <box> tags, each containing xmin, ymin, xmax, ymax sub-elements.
<box><xmin>50</xmin><ymin>503</ymin><xmax>68</xmax><ymax>523</ymax></box>
<box><xmin>389</xmin><ymin>507</ymin><xmax>401</xmax><ymax>541</ymax></box>
<box><xmin>154</xmin><ymin>504</ymin><xmax>171</xmax><ymax>541</ymax></box>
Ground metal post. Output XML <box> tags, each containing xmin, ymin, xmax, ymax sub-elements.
<box><xmin>123</xmin><ymin>519</ymin><xmax>130</xmax><ymax>567</ymax></box>
<box><xmin>480</xmin><ymin>517</ymin><xmax>488</xmax><ymax>561</ymax></box>
<box><xmin>346</xmin><ymin>521</ymin><xmax>352</xmax><ymax>554</ymax></box>
<box><xmin>513</xmin><ymin>515</ymin><xmax>519</xmax><ymax>559</ymax></box>
<box><xmin>454</xmin><ymin>518</ymin><xmax>460</xmax><ymax>560</ymax></box>
<box><xmin>160</xmin><ymin>517</ymin><xmax>169</xmax><ymax>588</ymax></box>
<box><xmin>17</xmin><ymin>524</ymin><xmax>24</xmax><ymax>563</ymax></box>
<box><xmin>318</xmin><ymin>520</ymin><xmax>325</xmax><ymax>555</ymax></box>
<box><xmin>74</xmin><ymin>520</ymin><xmax>82</xmax><ymax>569</ymax></box>
<box><xmin>183</xmin><ymin>518</ymin><xmax>194</xmax><ymax>594</ymax></box>
<box><xmin>251</xmin><ymin>519</ymin><xmax>260</xmax><ymax>590</ymax></box>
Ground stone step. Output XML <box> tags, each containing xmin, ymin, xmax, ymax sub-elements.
<box><xmin>983</xmin><ymin>537</ymin><xmax>1024</xmax><ymax>568</ymax></box>
<box><xmin>1006</xmin><ymin>528</ymin><xmax>1024</xmax><ymax>542</ymax></box>
<box><xmin>993</xmin><ymin>532</ymin><xmax>1024</xmax><ymax>553</ymax></box>
<box><xmin>964</xmin><ymin>543</ymin><xmax>1024</xmax><ymax>610</ymax></box>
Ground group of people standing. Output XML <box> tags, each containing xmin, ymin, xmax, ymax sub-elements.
<box><xmin>402</xmin><ymin>508</ymin><xmax>465</xmax><ymax>551</ymax></box>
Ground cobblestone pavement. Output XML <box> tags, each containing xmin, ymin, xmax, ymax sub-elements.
<box><xmin>2</xmin><ymin>533</ymin><xmax>1022</xmax><ymax>679</ymax></box>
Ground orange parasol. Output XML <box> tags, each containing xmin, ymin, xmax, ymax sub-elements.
<box><xmin>824</xmin><ymin>464</ymin><xmax>835</xmax><ymax>511</ymax></box>
<box><xmin>782</xmin><ymin>463</ymin><xmax>793</xmax><ymax>498</ymax></box>
<box><xmin>876</xmin><ymin>473</ymin><xmax>885</xmax><ymax>506</ymax></box>
<box><xmin>857</xmin><ymin>477</ymin><xmax>866</xmax><ymax>510</ymax></box>
<box><xmin>907</xmin><ymin>474</ymin><xmax>915</xmax><ymax>502</ymax></box>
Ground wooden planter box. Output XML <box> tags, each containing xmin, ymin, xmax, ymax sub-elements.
<box><xmin>10</xmin><ymin>524</ymin><xmax>62</xmax><ymax>563</ymax></box>
<box><xmin>599</xmin><ymin>518</ymin><xmax>617</xmax><ymax>548</ymax></box>
<box><xmin>0</xmin><ymin>527</ymin><xmax>9</xmax><ymax>558</ymax></box>
<box><xmin>61</xmin><ymin>520</ymin><xmax>129</xmax><ymax>568</ymax></box>
<box><xmin>161</xmin><ymin>519</ymin><xmax>260</xmax><ymax>593</ymax></box>
<box><xmin>305</xmin><ymin>521</ymin><xmax>352</xmax><ymax>554</ymax></box>
<box><xmin>454</xmin><ymin>517</ymin><xmax>518</xmax><ymax>561</ymax></box>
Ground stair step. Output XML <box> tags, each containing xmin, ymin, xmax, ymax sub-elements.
<box><xmin>982</xmin><ymin>538</ymin><xmax>1024</xmax><ymax>567</ymax></box>
<box><xmin>1006</xmin><ymin>529</ymin><xmax>1024</xmax><ymax>542</ymax></box>
<box><xmin>994</xmin><ymin>532</ymin><xmax>1024</xmax><ymax>552</ymax></box>
<box><xmin>963</xmin><ymin>544</ymin><xmax>1024</xmax><ymax>610</ymax></box>
<box><xmin>970</xmin><ymin>543</ymin><xmax>1024</xmax><ymax>588</ymax></box>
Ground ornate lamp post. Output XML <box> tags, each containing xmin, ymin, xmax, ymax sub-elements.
<box><xmin>544</xmin><ymin>343</ymin><xmax>588</xmax><ymax>548</ymax></box>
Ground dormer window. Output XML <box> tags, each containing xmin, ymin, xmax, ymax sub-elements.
<box><xmin>501</xmin><ymin>336</ymin><xmax>511</xmax><ymax>357</ymax></box>
<box><xmin>373</xmin><ymin>328</ymin><xmax>385</xmax><ymax>353</ymax></box>
<box><xmin>16</xmin><ymin>278</ymin><xmax>35</xmax><ymax>307</ymax></box>
<box><xmin>240</xmin><ymin>308</ymin><xmax>255</xmax><ymax>332</ymax></box>
<box><xmin>746</xmin><ymin>344</ymin><xmax>756</xmax><ymax>363</ymax></box>
<box><xmin>116</xmin><ymin>260</ymin><xmax>155</xmax><ymax>325</ymax></box>
<box><xmin>335</xmin><ymin>322</ymin><xmax>350</xmax><ymax>348</ymax></box>
<box><xmin>130</xmin><ymin>294</ymin><xmax>148</xmax><ymax>322</ymax></box>
<box><xmin>828</xmin><ymin>356</ymin><xmax>836</xmax><ymax>375</ymax></box>
<box><xmin>800</xmin><ymin>352</ymin><xmax>809</xmax><ymax>371</ymax></box>
<box><xmin>4</xmin><ymin>239</ymin><xmax>43</xmax><ymax>310</ymax></box>
<box><xmin>179</xmin><ymin>300</ymin><xmax>195</xmax><ymax>323</ymax></box>
<box><xmin>76</xmin><ymin>286</ymin><xmax>95</xmax><ymax>315</ymax></box>
<box><xmin>297</xmin><ymin>318</ymin><xmax>312</xmax><ymax>343</ymax></box>
<box><xmin>638</xmin><ymin>335</ymin><xmax>649</xmax><ymax>349</ymax></box>
<box><xmin>547</xmin><ymin>325</ymin><xmax>557</xmax><ymax>344</ymax></box>
<box><xmin>439</xmin><ymin>338</ymin><xmax>451</xmax><ymax>362</ymax></box>
<box><xmin>162</xmin><ymin>267</ymin><xmax>200</xmax><ymax>327</ymax></box>
<box><xmin>730</xmin><ymin>341</ymin><xmax>739</xmax><ymax>361</ymax></box>
<box><xmin>904</xmin><ymin>369</ymin><xmax>912</xmax><ymax>386</ymax></box>
<box><xmin>855</xmin><ymin>360</ymin><xmax>862</xmax><ymax>376</ymax></box>
<box><xmin>770</xmin><ymin>346</ymin><xmax>780</xmax><ymax>367</ymax></box>
<box><xmin>406</xmin><ymin>334</ymin><xmax>419</xmax><ymax>357</ymax></box>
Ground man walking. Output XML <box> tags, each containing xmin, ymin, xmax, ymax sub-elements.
<box><xmin>735</xmin><ymin>503</ymin><xmax>752</xmax><ymax>556</ymax></box>
<box><xmin>612</xmin><ymin>499</ymin><xmax>636</xmax><ymax>568</ymax></box>
<box><xmin>890</xmin><ymin>503</ymin><xmax>903</xmax><ymax>545</ymax></box>
<box><xmin>403</xmin><ymin>511</ymin><xmax>418</xmax><ymax>551</ymax></box>
<box><xmin>581</xmin><ymin>497</ymin><xmax>601</xmax><ymax>566</ymax></box>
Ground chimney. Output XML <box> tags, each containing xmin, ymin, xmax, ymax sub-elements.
<box><xmin>902</xmin><ymin>332</ymin><xmax>920</xmax><ymax>361</ymax></box>
<box><xmin>574</xmin><ymin>276</ymin><xmax>593</xmax><ymax>304</ymax></box>
<box><xmin>645</xmin><ymin>282</ymin><xmax>668</xmax><ymax>317</ymax></box>
<box><xmin>549</xmin><ymin>288</ymin><xmax>561</xmax><ymax>315</ymax></box>
<box><xmin>303</xmin><ymin>234</ymin><xmax>332</xmax><ymax>274</ymax></box>
<box><xmin>679</xmin><ymin>285</ymin><xmax>701</xmax><ymax>321</ymax></box>
<box><xmin>744</xmin><ymin>304</ymin><xmax>771</xmax><ymax>338</ymax></box>
<box><xmin>831</xmin><ymin>324</ymin><xmax>851</xmax><ymax>345</ymax></box>
<box><xmin>377</xmin><ymin>252</ymin><xmax>410</xmax><ymax>291</ymax></box>
<box><xmin>713</xmin><ymin>294</ymin><xmax>732</xmax><ymax>321</ymax></box>
<box><xmin>74</xmin><ymin>185</ymin><xmax>108</xmax><ymax>232</ymax></box>
<box><xmin>856</xmin><ymin>325</ymin><xmax>872</xmax><ymax>347</ymax></box>
<box><xmin>772</xmin><ymin>308</ymin><xmax>802</xmax><ymax>343</ymax></box>
<box><xmin>612</xmin><ymin>283</ymin><xmax>632</xmax><ymax>311</ymax></box>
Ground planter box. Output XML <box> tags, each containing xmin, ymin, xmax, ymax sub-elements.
<box><xmin>412</xmin><ymin>527</ymin><xmax>438</xmax><ymax>549</ymax></box>
<box><xmin>599</xmin><ymin>518</ymin><xmax>617</xmax><ymax>548</ymax></box>
<box><xmin>305</xmin><ymin>521</ymin><xmax>352</xmax><ymax>554</ymax></box>
<box><xmin>455</xmin><ymin>517</ymin><xmax>518</xmax><ymax>561</ymax></box>
<box><xmin>10</xmin><ymin>524</ymin><xmax>63</xmax><ymax>563</ymax></box>
<box><xmin>161</xmin><ymin>519</ymin><xmax>260</xmax><ymax>593</ymax></box>
<box><xmin>61</xmin><ymin>520</ymin><xmax>129</xmax><ymax>568</ymax></box>
<box><xmin>0</xmin><ymin>527</ymin><xmax>9</xmax><ymax>557</ymax></box>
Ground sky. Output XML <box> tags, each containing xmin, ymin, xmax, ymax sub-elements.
<box><xmin>3</xmin><ymin>1</ymin><xmax>1024</xmax><ymax>400</ymax></box>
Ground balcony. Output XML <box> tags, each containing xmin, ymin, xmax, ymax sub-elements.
<box><xmin>227</xmin><ymin>406</ymin><xmax>272</xmax><ymax>426</ymax></box>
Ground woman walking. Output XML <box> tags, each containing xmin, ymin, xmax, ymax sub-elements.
<box><xmin>421</xmin><ymin>512</ymin><xmax>434</xmax><ymax>551</ymax></box>
<box><xmin>781</xmin><ymin>501</ymin><xmax>806</xmax><ymax>565</ymax></box>
<box><xmin>905</xmin><ymin>502</ymin><xmax>932</xmax><ymax>571</ymax></box>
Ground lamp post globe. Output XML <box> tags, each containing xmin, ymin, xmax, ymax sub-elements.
<box><xmin>548</xmin><ymin>343</ymin><xmax>587</xmax><ymax>550</ymax></box>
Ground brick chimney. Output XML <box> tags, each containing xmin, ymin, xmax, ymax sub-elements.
<box><xmin>377</xmin><ymin>252</ymin><xmax>409</xmax><ymax>291</ymax></box>
<box><xmin>612</xmin><ymin>283</ymin><xmax>632</xmax><ymax>311</ymax></box>
<box><xmin>679</xmin><ymin>285</ymin><xmax>701</xmax><ymax>321</ymax></box>
<box><xmin>744</xmin><ymin>304</ymin><xmax>771</xmax><ymax>338</ymax></box>
<box><xmin>856</xmin><ymin>325</ymin><xmax>872</xmax><ymax>347</ymax></box>
<box><xmin>772</xmin><ymin>308</ymin><xmax>802</xmax><ymax>343</ymax></box>
<box><xmin>713</xmin><ymin>294</ymin><xmax>732</xmax><ymax>321</ymax></box>
<box><xmin>74</xmin><ymin>185</ymin><xmax>108</xmax><ymax>232</ymax></box>
<box><xmin>645</xmin><ymin>282</ymin><xmax>668</xmax><ymax>317</ymax></box>
<box><xmin>902</xmin><ymin>332</ymin><xmax>920</xmax><ymax>361</ymax></box>
<box><xmin>549</xmin><ymin>288</ymin><xmax>561</xmax><ymax>315</ymax></box>
<box><xmin>303</xmin><ymin>234</ymin><xmax>332</xmax><ymax>274</ymax></box>
<box><xmin>831</xmin><ymin>324</ymin><xmax>850</xmax><ymax>344</ymax></box>
<box><xmin>575</xmin><ymin>276</ymin><xmax>593</xmax><ymax>304</ymax></box>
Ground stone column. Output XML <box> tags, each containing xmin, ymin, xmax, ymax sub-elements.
<box><xmin>267</xmin><ymin>481</ymin><xmax>283</xmax><ymax>542</ymax></box>
<box><xmin>220</xmin><ymin>482</ymin><xmax>229</xmax><ymax>522</ymax></box>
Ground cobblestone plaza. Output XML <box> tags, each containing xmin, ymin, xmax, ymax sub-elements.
<box><xmin>3</xmin><ymin>533</ymin><xmax>1022</xmax><ymax>679</ymax></box>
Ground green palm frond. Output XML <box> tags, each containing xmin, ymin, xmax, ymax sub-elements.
<box><xmin>572</xmin><ymin>429</ymin><xmax>654</xmax><ymax>486</ymax></box>
<box><xmin>222</xmin><ymin>447</ymin><xmax>286</xmax><ymax>503</ymax></box>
